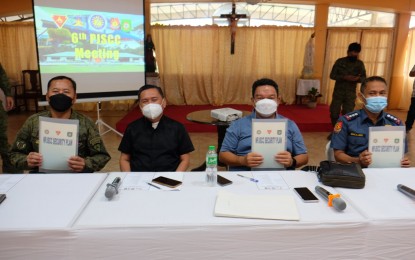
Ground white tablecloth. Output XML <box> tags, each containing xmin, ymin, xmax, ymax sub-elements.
<box><xmin>1</xmin><ymin>170</ymin><xmax>415</xmax><ymax>259</ymax></box>
<box><xmin>296</xmin><ymin>79</ymin><xmax>320</xmax><ymax>95</ymax></box>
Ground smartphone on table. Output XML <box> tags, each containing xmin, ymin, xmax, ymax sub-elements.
<box><xmin>152</xmin><ymin>176</ymin><xmax>182</xmax><ymax>188</ymax></box>
<box><xmin>293</xmin><ymin>187</ymin><xmax>319</xmax><ymax>203</ymax></box>
<box><xmin>217</xmin><ymin>175</ymin><xmax>233</xmax><ymax>186</ymax></box>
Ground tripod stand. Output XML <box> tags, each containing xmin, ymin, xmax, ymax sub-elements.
<box><xmin>95</xmin><ymin>102</ymin><xmax>123</xmax><ymax>137</ymax></box>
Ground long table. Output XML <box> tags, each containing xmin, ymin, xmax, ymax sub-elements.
<box><xmin>0</xmin><ymin>170</ymin><xmax>414</xmax><ymax>259</ymax></box>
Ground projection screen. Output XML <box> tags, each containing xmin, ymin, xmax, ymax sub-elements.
<box><xmin>33</xmin><ymin>0</ymin><xmax>145</xmax><ymax>103</ymax></box>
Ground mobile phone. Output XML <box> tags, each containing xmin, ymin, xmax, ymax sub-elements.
<box><xmin>152</xmin><ymin>176</ymin><xmax>182</xmax><ymax>188</ymax></box>
<box><xmin>0</xmin><ymin>194</ymin><xmax>6</xmax><ymax>204</ymax></box>
<box><xmin>217</xmin><ymin>175</ymin><xmax>233</xmax><ymax>186</ymax></box>
<box><xmin>293</xmin><ymin>187</ymin><xmax>319</xmax><ymax>203</ymax></box>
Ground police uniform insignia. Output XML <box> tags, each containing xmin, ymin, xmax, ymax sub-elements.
<box><xmin>344</xmin><ymin>112</ymin><xmax>359</xmax><ymax>121</ymax></box>
<box><xmin>385</xmin><ymin>113</ymin><xmax>401</xmax><ymax>125</ymax></box>
<box><xmin>334</xmin><ymin>121</ymin><xmax>343</xmax><ymax>133</ymax></box>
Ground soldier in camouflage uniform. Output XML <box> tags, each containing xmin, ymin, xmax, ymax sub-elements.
<box><xmin>0</xmin><ymin>63</ymin><xmax>15</xmax><ymax>173</ymax></box>
<box><xmin>329</xmin><ymin>42</ymin><xmax>366</xmax><ymax>127</ymax></box>
<box><xmin>9</xmin><ymin>75</ymin><xmax>110</xmax><ymax>173</ymax></box>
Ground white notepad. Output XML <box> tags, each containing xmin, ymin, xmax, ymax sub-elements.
<box><xmin>214</xmin><ymin>190</ymin><xmax>300</xmax><ymax>221</ymax></box>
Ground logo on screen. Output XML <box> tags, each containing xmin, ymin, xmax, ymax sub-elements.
<box><xmin>89</xmin><ymin>15</ymin><xmax>106</xmax><ymax>31</ymax></box>
<box><xmin>52</xmin><ymin>15</ymin><xmax>68</xmax><ymax>28</ymax></box>
<box><xmin>121</xmin><ymin>19</ymin><xmax>132</xmax><ymax>32</ymax></box>
<box><xmin>110</xmin><ymin>18</ymin><xmax>120</xmax><ymax>30</ymax></box>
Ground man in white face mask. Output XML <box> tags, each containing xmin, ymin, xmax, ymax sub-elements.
<box><xmin>331</xmin><ymin>76</ymin><xmax>410</xmax><ymax>167</ymax></box>
<box><xmin>219</xmin><ymin>78</ymin><xmax>309</xmax><ymax>171</ymax></box>
<box><xmin>119</xmin><ymin>85</ymin><xmax>194</xmax><ymax>172</ymax></box>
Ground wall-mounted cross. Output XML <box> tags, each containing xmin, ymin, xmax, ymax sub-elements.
<box><xmin>220</xmin><ymin>3</ymin><xmax>247</xmax><ymax>54</ymax></box>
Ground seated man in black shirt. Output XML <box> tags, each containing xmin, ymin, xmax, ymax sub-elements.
<box><xmin>118</xmin><ymin>85</ymin><xmax>195</xmax><ymax>172</ymax></box>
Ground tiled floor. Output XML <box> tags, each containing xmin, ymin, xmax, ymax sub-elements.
<box><xmin>3</xmin><ymin>108</ymin><xmax>414</xmax><ymax>172</ymax></box>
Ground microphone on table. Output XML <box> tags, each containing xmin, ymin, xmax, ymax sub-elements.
<box><xmin>397</xmin><ymin>184</ymin><xmax>415</xmax><ymax>199</ymax></box>
<box><xmin>105</xmin><ymin>177</ymin><xmax>121</xmax><ymax>200</ymax></box>
<box><xmin>315</xmin><ymin>185</ymin><xmax>347</xmax><ymax>211</ymax></box>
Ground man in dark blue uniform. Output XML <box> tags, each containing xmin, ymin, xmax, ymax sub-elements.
<box><xmin>331</xmin><ymin>76</ymin><xmax>410</xmax><ymax>168</ymax></box>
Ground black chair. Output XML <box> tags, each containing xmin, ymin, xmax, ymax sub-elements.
<box><xmin>13</xmin><ymin>70</ymin><xmax>42</xmax><ymax>112</ymax></box>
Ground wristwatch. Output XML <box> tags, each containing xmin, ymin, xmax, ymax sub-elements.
<box><xmin>290</xmin><ymin>157</ymin><xmax>297</xmax><ymax>169</ymax></box>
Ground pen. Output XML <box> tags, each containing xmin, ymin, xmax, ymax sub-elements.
<box><xmin>147</xmin><ymin>182</ymin><xmax>161</xmax><ymax>189</ymax></box>
<box><xmin>237</xmin><ymin>174</ymin><xmax>259</xmax><ymax>183</ymax></box>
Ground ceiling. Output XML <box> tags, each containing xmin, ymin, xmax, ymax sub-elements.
<box><xmin>2</xmin><ymin>0</ymin><xmax>415</xmax><ymax>19</ymax></box>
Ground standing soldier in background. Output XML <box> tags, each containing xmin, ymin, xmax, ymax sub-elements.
<box><xmin>0</xmin><ymin>63</ymin><xmax>15</xmax><ymax>173</ymax></box>
<box><xmin>329</xmin><ymin>42</ymin><xmax>366</xmax><ymax>138</ymax></box>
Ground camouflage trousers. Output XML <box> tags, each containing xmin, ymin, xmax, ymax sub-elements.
<box><xmin>0</xmin><ymin>105</ymin><xmax>17</xmax><ymax>173</ymax></box>
<box><xmin>329</xmin><ymin>85</ymin><xmax>357</xmax><ymax>126</ymax></box>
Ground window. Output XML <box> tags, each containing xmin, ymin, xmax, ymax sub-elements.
<box><xmin>328</xmin><ymin>7</ymin><xmax>395</xmax><ymax>27</ymax></box>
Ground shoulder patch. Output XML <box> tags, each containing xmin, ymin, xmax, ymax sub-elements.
<box><xmin>385</xmin><ymin>113</ymin><xmax>401</xmax><ymax>125</ymax></box>
<box><xmin>344</xmin><ymin>112</ymin><xmax>359</xmax><ymax>121</ymax></box>
<box><xmin>334</xmin><ymin>121</ymin><xmax>343</xmax><ymax>133</ymax></box>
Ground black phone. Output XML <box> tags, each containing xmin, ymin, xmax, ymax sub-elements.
<box><xmin>217</xmin><ymin>175</ymin><xmax>233</xmax><ymax>186</ymax></box>
<box><xmin>152</xmin><ymin>176</ymin><xmax>182</xmax><ymax>188</ymax></box>
<box><xmin>0</xmin><ymin>194</ymin><xmax>6</xmax><ymax>204</ymax></box>
<box><xmin>293</xmin><ymin>187</ymin><xmax>319</xmax><ymax>203</ymax></box>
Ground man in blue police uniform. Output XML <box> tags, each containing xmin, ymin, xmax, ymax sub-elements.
<box><xmin>219</xmin><ymin>78</ymin><xmax>308</xmax><ymax>171</ymax></box>
<box><xmin>331</xmin><ymin>76</ymin><xmax>411</xmax><ymax>167</ymax></box>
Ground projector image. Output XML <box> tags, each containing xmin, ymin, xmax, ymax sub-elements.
<box><xmin>211</xmin><ymin>108</ymin><xmax>243</xmax><ymax>122</ymax></box>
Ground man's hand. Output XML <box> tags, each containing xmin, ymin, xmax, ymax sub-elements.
<box><xmin>358</xmin><ymin>150</ymin><xmax>372</xmax><ymax>167</ymax></box>
<box><xmin>68</xmin><ymin>156</ymin><xmax>86</xmax><ymax>172</ymax></box>
<box><xmin>6</xmin><ymin>96</ymin><xmax>14</xmax><ymax>111</ymax></box>
<box><xmin>275</xmin><ymin>151</ymin><xmax>293</xmax><ymax>168</ymax></box>
<box><xmin>343</xmin><ymin>75</ymin><xmax>360</xmax><ymax>82</ymax></box>
<box><xmin>27</xmin><ymin>152</ymin><xmax>43</xmax><ymax>168</ymax></box>
<box><xmin>401</xmin><ymin>157</ymin><xmax>411</xmax><ymax>168</ymax></box>
<box><xmin>242</xmin><ymin>152</ymin><xmax>263</xmax><ymax>168</ymax></box>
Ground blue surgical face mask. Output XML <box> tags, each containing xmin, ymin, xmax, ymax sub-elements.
<box><xmin>362</xmin><ymin>95</ymin><xmax>388</xmax><ymax>113</ymax></box>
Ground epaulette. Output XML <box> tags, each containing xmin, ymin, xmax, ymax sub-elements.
<box><xmin>385</xmin><ymin>113</ymin><xmax>401</xmax><ymax>125</ymax></box>
<box><xmin>344</xmin><ymin>112</ymin><xmax>359</xmax><ymax>121</ymax></box>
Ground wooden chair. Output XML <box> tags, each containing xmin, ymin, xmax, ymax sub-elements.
<box><xmin>13</xmin><ymin>70</ymin><xmax>42</xmax><ymax>112</ymax></box>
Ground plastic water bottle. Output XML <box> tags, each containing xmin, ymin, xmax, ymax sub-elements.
<box><xmin>206</xmin><ymin>145</ymin><xmax>218</xmax><ymax>186</ymax></box>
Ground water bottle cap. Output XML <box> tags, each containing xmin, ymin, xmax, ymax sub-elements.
<box><xmin>208</xmin><ymin>145</ymin><xmax>215</xmax><ymax>150</ymax></box>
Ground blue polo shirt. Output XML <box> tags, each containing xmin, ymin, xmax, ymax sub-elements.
<box><xmin>331</xmin><ymin>109</ymin><xmax>406</xmax><ymax>157</ymax></box>
<box><xmin>220</xmin><ymin>111</ymin><xmax>307</xmax><ymax>171</ymax></box>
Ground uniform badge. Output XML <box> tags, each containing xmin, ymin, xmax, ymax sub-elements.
<box><xmin>334</xmin><ymin>121</ymin><xmax>343</xmax><ymax>133</ymax></box>
<box><xmin>16</xmin><ymin>141</ymin><xmax>26</xmax><ymax>150</ymax></box>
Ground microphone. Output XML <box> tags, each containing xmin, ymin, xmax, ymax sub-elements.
<box><xmin>105</xmin><ymin>177</ymin><xmax>121</xmax><ymax>200</ymax></box>
<box><xmin>397</xmin><ymin>184</ymin><xmax>415</xmax><ymax>199</ymax></box>
<box><xmin>315</xmin><ymin>185</ymin><xmax>347</xmax><ymax>211</ymax></box>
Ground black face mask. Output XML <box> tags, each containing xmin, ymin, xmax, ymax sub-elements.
<box><xmin>49</xmin><ymin>94</ymin><xmax>73</xmax><ymax>112</ymax></box>
<box><xmin>348</xmin><ymin>56</ymin><xmax>358</xmax><ymax>62</ymax></box>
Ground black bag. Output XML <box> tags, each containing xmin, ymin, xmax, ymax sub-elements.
<box><xmin>317</xmin><ymin>160</ymin><xmax>365</xmax><ymax>189</ymax></box>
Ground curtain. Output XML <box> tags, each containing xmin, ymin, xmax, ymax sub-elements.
<box><xmin>0</xmin><ymin>22</ymin><xmax>38</xmax><ymax>84</ymax></box>
<box><xmin>152</xmin><ymin>25</ymin><xmax>314</xmax><ymax>105</ymax></box>
<box><xmin>322</xmin><ymin>28</ymin><xmax>394</xmax><ymax>107</ymax></box>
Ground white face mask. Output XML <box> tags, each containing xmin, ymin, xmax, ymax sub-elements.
<box><xmin>141</xmin><ymin>103</ymin><xmax>163</xmax><ymax>120</ymax></box>
<box><xmin>255</xmin><ymin>98</ymin><xmax>277</xmax><ymax>117</ymax></box>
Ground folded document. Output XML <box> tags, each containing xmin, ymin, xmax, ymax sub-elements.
<box><xmin>214</xmin><ymin>190</ymin><xmax>300</xmax><ymax>221</ymax></box>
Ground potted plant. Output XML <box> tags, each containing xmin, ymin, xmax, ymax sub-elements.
<box><xmin>307</xmin><ymin>87</ymin><xmax>322</xmax><ymax>108</ymax></box>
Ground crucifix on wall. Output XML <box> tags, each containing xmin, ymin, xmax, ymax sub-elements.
<box><xmin>220</xmin><ymin>3</ymin><xmax>247</xmax><ymax>54</ymax></box>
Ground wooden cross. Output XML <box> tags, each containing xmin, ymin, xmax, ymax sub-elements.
<box><xmin>220</xmin><ymin>3</ymin><xmax>247</xmax><ymax>54</ymax></box>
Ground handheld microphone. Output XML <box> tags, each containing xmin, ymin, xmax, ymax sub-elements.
<box><xmin>105</xmin><ymin>177</ymin><xmax>121</xmax><ymax>200</ymax></box>
<box><xmin>397</xmin><ymin>184</ymin><xmax>415</xmax><ymax>199</ymax></box>
<box><xmin>315</xmin><ymin>185</ymin><xmax>347</xmax><ymax>211</ymax></box>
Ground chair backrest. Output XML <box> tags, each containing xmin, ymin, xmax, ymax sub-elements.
<box><xmin>326</xmin><ymin>141</ymin><xmax>335</xmax><ymax>161</ymax></box>
<box><xmin>21</xmin><ymin>70</ymin><xmax>40</xmax><ymax>93</ymax></box>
